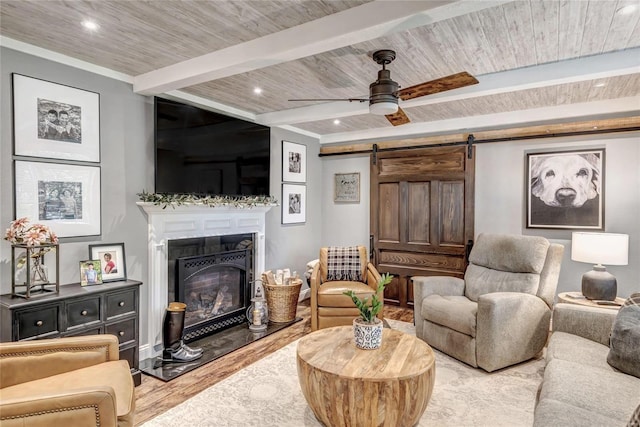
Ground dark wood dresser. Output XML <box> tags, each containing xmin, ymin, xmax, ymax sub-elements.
<box><xmin>0</xmin><ymin>280</ymin><xmax>142</xmax><ymax>386</ymax></box>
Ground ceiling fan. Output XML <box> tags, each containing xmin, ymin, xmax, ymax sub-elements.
<box><xmin>289</xmin><ymin>49</ymin><xmax>479</xmax><ymax>126</ymax></box>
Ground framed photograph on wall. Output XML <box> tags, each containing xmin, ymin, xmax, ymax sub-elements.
<box><xmin>12</xmin><ymin>73</ymin><xmax>100</xmax><ymax>162</ymax></box>
<box><xmin>282</xmin><ymin>183</ymin><xmax>306</xmax><ymax>224</ymax></box>
<box><xmin>282</xmin><ymin>140</ymin><xmax>306</xmax><ymax>183</ymax></box>
<box><xmin>89</xmin><ymin>243</ymin><xmax>127</xmax><ymax>283</ymax></box>
<box><xmin>80</xmin><ymin>259</ymin><xmax>103</xmax><ymax>286</ymax></box>
<box><xmin>526</xmin><ymin>148</ymin><xmax>604</xmax><ymax>230</ymax></box>
<box><xmin>15</xmin><ymin>160</ymin><xmax>101</xmax><ymax>238</ymax></box>
<box><xmin>334</xmin><ymin>172</ymin><xmax>360</xmax><ymax>203</ymax></box>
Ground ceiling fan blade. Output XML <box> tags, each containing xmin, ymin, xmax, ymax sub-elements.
<box><xmin>385</xmin><ymin>107</ymin><xmax>410</xmax><ymax>126</ymax></box>
<box><xmin>397</xmin><ymin>71</ymin><xmax>479</xmax><ymax>101</ymax></box>
<box><xmin>288</xmin><ymin>98</ymin><xmax>369</xmax><ymax>103</ymax></box>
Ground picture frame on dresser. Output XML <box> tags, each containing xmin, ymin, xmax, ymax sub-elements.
<box><xmin>12</xmin><ymin>73</ymin><xmax>100</xmax><ymax>162</ymax></box>
<box><xmin>14</xmin><ymin>160</ymin><xmax>101</xmax><ymax>238</ymax></box>
<box><xmin>89</xmin><ymin>243</ymin><xmax>127</xmax><ymax>282</ymax></box>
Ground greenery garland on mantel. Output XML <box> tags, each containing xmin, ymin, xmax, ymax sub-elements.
<box><xmin>137</xmin><ymin>191</ymin><xmax>278</xmax><ymax>209</ymax></box>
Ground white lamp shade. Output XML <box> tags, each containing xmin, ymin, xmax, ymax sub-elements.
<box><xmin>369</xmin><ymin>101</ymin><xmax>398</xmax><ymax>115</ymax></box>
<box><xmin>571</xmin><ymin>232</ymin><xmax>629</xmax><ymax>265</ymax></box>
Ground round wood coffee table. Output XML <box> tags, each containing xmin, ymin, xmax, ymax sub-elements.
<box><xmin>296</xmin><ymin>326</ymin><xmax>435</xmax><ymax>427</ymax></box>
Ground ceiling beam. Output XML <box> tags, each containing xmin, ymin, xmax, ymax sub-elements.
<box><xmin>318</xmin><ymin>116</ymin><xmax>640</xmax><ymax>156</ymax></box>
<box><xmin>133</xmin><ymin>0</ymin><xmax>512</xmax><ymax>95</ymax></box>
<box><xmin>258</xmin><ymin>48</ymin><xmax>640</xmax><ymax>126</ymax></box>
<box><xmin>318</xmin><ymin>97</ymin><xmax>640</xmax><ymax>144</ymax></box>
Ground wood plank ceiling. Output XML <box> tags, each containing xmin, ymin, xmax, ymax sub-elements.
<box><xmin>1</xmin><ymin>0</ymin><xmax>639</xmax><ymax>144</ymax></box>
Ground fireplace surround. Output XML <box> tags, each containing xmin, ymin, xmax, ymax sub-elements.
<box><xmin>137</xmin><ymin>202</ymin><xmax>273</xmax><ymax>360</ymax></box>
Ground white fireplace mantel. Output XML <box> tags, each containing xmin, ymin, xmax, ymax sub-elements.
<box><xmin>137</xmin><ymin>202</ymin><xmax>274</xmax><ymax>359</ymax></box>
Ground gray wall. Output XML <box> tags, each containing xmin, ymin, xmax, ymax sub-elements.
<box><xmin>0</xmin><ymin>47</ymin><xmax>322</xmax><ymax>349</ymax></box>
<box><xmin>320</xmin><ymin>133</ymin><xmax>640</xmax><ymax>298</ymax></box>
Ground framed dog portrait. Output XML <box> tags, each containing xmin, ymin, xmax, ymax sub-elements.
<box><xmin>89</xmin><ymin>243</ymin><xmax>126</xmax><ymax>283</ymax></box>
<box><xmin>12</xmin><ymin>74</ymin><xmax>100</xmax><ymax>162</ymax></box>
<box><xmin>526</xmin><ymin>148</ymin><xmax>604</xmax><ymax>230</ymax></box>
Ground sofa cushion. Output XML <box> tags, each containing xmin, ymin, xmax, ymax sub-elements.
<box><xmin>469</xmin><ymin>233</ymin><xmax>550</xmax><ymax>274</ymax></box>
<box><xmin>534</xmin><ymin>398</ymin><xmax>623</xmax><ymax>427</ymax></box>
<box><xmin>422</xmin><ymin>295</ymin><xmax>477</xmax><ymax>337</ymax></box>
<box><xmin>539</xmin><ymin>358</ymin><xmax>640</xmax><ymax>423</ymax></box>
<box><xmin>1</xmin><ymin>360</ymin><xmax>134</xmax><ymax>420</ymax></box>
<box><xmin>317</xmin><ymin>281</ymin><xmax>374</xmax><ymax>307</ymax></box>
<box><xmin>464</xmin><ymin>264</ymin><xmax>540</xmax><ymax>302</ymax></box>
<box><xmin>546</xmin><ymin>331</ymin><xmax>615</xmax><ymax>372</ymax></box>
<box><xmin>607</xmin><ymin>293</ymin><xmax>640</xmax><ymax>378</ymax></box>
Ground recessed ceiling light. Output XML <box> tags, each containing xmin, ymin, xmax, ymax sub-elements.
<box><xmin>82</xmin><ymin>20</ymin><xmax>99</xmax><ymax>31</ymax></box>
<box><xmin>253</xmin><ymin>87</ymin><xmax>262</xmax><ymax>95</ymax></box>
<box><xmin>616</xmin><ymin>4</ymin><xmax>638</xmax><ymax>15</ymax></box>
<box><xmin>333</xmin><ymin>119</ymin><xmax>341</xmax><ymax>125</ymax></box>
<box><xmin>593</xmin><ymin>126</ymin><xmax>599</xmax><ymax>130</ymax></box>
<box><xmin>594</xmin><ymin>82</ymin><xmax>606</xmax><ymax>88</ymax></box>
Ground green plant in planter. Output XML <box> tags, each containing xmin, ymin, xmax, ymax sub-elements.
<box><xmin>343</xmin><ymin>273</ymin><xmax>393</xmax><ymax>324</ymax></box>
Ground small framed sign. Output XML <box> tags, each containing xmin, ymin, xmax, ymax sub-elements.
<box><xmin>334</xmin><ymin>172</ymin><xmax>360</xmax><ymax>203</ymax></box>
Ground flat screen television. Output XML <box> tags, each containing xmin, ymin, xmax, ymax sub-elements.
<box><xmin>154</xmin><ymin>97</ymin><xmax>271</xmax><ymax>197</ymax></box>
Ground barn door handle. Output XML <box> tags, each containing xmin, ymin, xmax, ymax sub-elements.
<box><xmin>465</xmin><ymin>240</ymin><xmax>474</xmax><ymax>262</ymax></box>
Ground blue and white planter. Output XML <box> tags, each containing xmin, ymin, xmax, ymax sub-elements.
<box><xmin>353</xmin><ymin>318</ymin><xmax>383</xmax><ymax>350</ymax></box>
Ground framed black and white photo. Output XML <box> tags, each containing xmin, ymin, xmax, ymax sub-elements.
<box><xmin>89</xmin><ymin>243</ymin><xmax>126</xmax><ymax>283</ymax></box>
<box><xmin>334</xmin><ymin>172</ymin><xmax>360</xmax><ymax>203</ymax></box>
<box><xmin>526</xmin><ymin>148</ymin><xmax>604</xmax><ymax>230</ymax></box>
<box><xmin>282</xmin><ymin>140</ymin><xmax>306</xmax><ymax>183</ymax></box>
<box><xmin>15</xmin><ymin>160</ymin><xmax>101</xmax><ymax>238</ymax></box>
<box><xmin>282</xmin><ymin>183</ymin><xmax>306</xmax><ymax>224</ymax></box>
<box><xmin>12</xmin><ymin>74</ymin><xmax>100</xmax><ymax>162</ymax></box>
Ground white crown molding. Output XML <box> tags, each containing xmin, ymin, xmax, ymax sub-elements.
<box><xmin>0</xmin><ymin>36</ymin><xmax>134</xmax><ymax>84</ymax></box>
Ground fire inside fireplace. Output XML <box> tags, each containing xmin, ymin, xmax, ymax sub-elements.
<box><xmin>169</xmin><ymin>236</ymin><xmax>253</xmax><ymax>342</ymax></box>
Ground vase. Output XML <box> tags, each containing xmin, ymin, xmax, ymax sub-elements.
<box><xmin>353</xmin><ymin>317</ymin><xmax>383</xmax><ymax>350</ymax></box>
<box><xmin>11</xmin><ymin>243</ymin><xmax>60</xmax><ymax>298</ymax></box>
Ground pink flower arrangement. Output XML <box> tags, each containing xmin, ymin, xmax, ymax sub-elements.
<box><xmin>4</xmin><ymin>217</ymin><xmax>58</xmax><ymax>247</ymax></box>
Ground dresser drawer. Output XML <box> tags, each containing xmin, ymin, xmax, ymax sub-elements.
<box><xmin>63</xmin><ymin>325</ymin><xmax>104</xmax><ymax>337</ymax></box>
<box><xmin>67</xmin><ymin>297</ymin><xmax>101</xmax><ymax>328</ymax></box>
<box><xmin>106</xmin><ymin>319</ymin><xmax>136</xmax><ymax>345</ymax></box>
<box><xmin>16</xmin><ymin>305</ymin><xmax>60</xmax><ymax>340</ymax></box>
<box><xmin>106</xmin><ymin>289</ymin><xmax>136</xmax><ymax>319</ymax></box>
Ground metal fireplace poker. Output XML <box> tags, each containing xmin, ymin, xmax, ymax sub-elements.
<box><xmin>161</xmin><ymin>302</ymin><xmax>204</xmax><ymax>363</ymax></box>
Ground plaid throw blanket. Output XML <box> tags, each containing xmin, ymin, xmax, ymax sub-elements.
<box><xmin>326</xmin><ymin>246</ymin><xmax>363</xmax><ymax>282</ymax></box>
<box><xmin>622</xmin><ymin>292</ymin><xmax>640</xmax><ymax>308</ymax></box>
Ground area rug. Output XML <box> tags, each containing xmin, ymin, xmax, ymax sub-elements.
<box><xmin>141</xmin><ymin>320</ymin><xmax>544</xmax><ymax>426</ymax></box>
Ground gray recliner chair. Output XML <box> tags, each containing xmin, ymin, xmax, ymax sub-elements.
<box><xmin>413</xmin><ymin>233</ymin><xmax>564</xmax><ymax>372</ymax></box>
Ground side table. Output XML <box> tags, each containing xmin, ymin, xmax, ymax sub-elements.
<box><xmin>557</xmin><ymin>291</ymin><xmax>625</xmax><ymax>309</ymax></box>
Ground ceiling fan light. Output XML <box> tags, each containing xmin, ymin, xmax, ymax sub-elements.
<box><xmin>369</xmin><ymin>101</ymin><xmax>398</xmax><ymax>115</ymax></box>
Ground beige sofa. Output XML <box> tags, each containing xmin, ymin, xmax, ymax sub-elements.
<box><xmin>0</xmin><ymin>335</ymin><xmax>135</xmax><ymax>427</ymax></box>
<box><xmin>534</xmin><ymin>303</ymin><xmax>640</xmax><ymax>426</ymax></box>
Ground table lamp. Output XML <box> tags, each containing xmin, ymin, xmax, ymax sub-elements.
<box><xmin>571</xmin><ymin>232</ymin><xmax>629</xmax><ymax>300</ymax></box>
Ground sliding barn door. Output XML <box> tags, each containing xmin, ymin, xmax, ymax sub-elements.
<box><xmin>370</xmin><ymin>145</ymin><xmax>475</xmax><ymax>308</ymax></box>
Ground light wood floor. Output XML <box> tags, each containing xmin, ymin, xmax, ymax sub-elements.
<box><xmin>134</xmin><ymin>301</ymin><xmax>414</xmax><ymax>425</ymax></box>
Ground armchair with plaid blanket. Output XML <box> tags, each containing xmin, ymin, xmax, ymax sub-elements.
<box><xmin>310</xmin><ymin>246</ymin><xmax>383</xmax><ymax>331</ymax></box>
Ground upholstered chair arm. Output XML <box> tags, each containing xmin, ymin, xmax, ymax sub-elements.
<box><xmin>413</xmin><ymin>276</ymin><xmax>465</xmax><ymax>330</ymax></box>
<box><xmin>476</xmin><ymin>292</ymin><xmax>551</xmax><ymax>372</ymax></box>
<box><xmin>552</xmin><ymin>303</ymin><xmax>617</xmax><ymax>346</ymax></box>
<box><xmin>310</xmin><ymin>262</ymin><xmax>321</xmax><ymax>331</ymax></box>
<box><xmin>0</xmin><ymin>335</ymin><xmax>119</xmax><ymax>388</ymax></box>
<box><xmin>0</xmin><ymin>387</ymin><xmax>119</xmax><ymax>427</ymax></box>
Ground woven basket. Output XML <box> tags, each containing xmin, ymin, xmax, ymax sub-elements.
<box><xmin>264</xmin><ymin>280</ymin><xmax>302</xmax><ymax>323</ymax></box>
